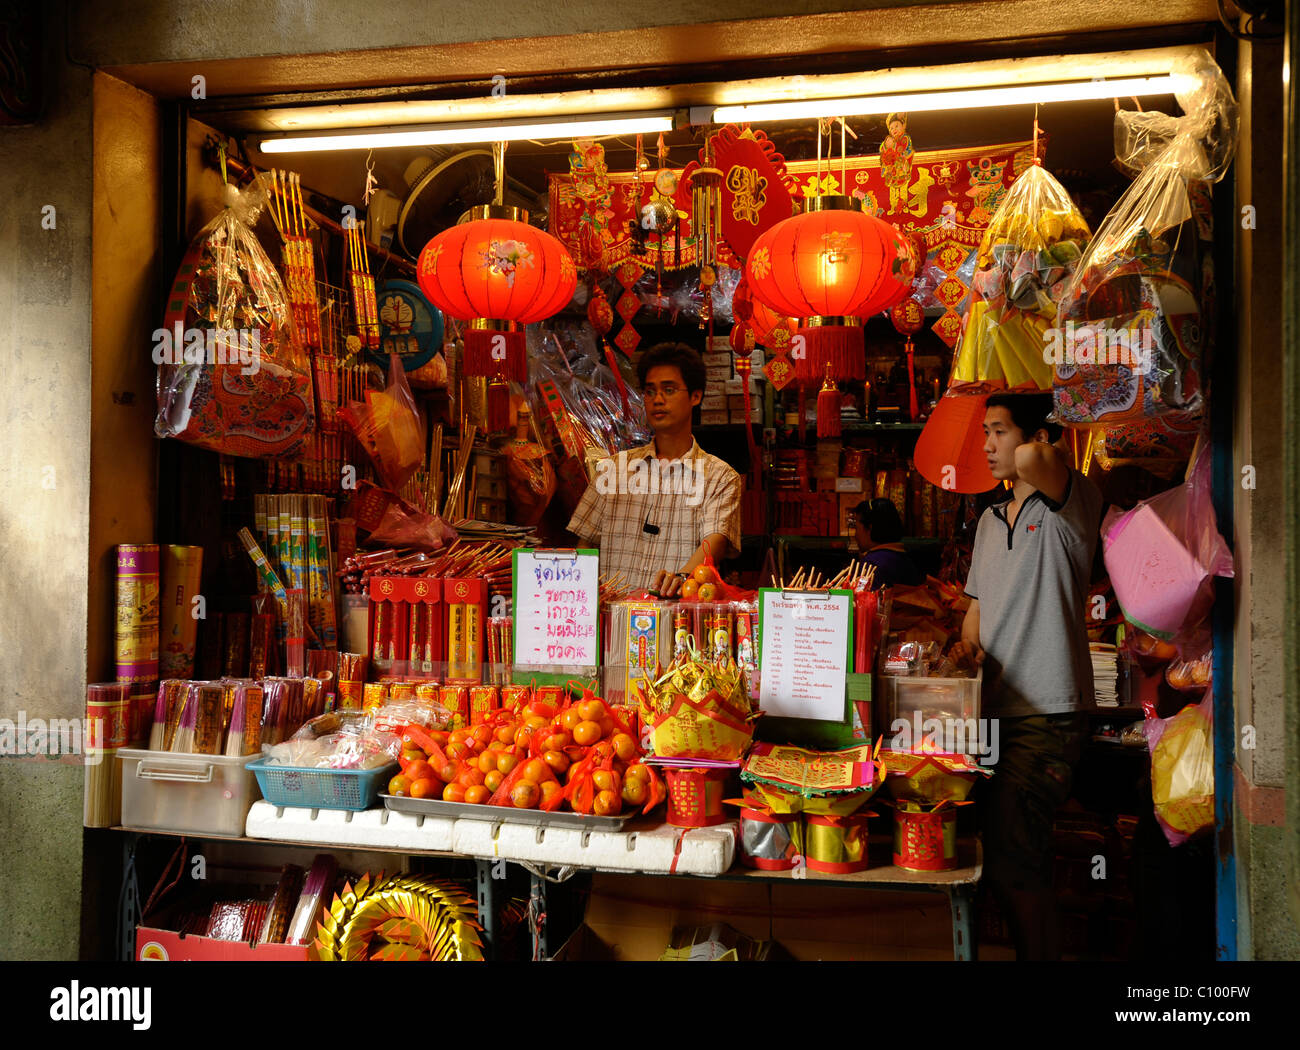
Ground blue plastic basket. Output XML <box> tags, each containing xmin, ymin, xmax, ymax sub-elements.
<box><xmin>246</xmin><ymin>758</ymin><xmax>396</xmax><ymax>812</ymax></box>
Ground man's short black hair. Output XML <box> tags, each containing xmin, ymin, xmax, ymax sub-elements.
<box><xmin>854</xmin><ymin>497</ymin><xmax>905</xmax><ymax>543</ymax></box>
<box><xmin>985</xmin><ymin>392</ymin><xmax>1063</xmax><ymax>444</ymax></box>
<box><xmin>635</xmin><ymin>342</ymin><xmax>707</xmax><ymax>395</ymax></box>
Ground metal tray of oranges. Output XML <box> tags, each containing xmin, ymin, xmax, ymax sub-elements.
<box><xmin>380</xmin><ymin>794</ymin><xmax>637</xmax><ymax>831</ymax></box>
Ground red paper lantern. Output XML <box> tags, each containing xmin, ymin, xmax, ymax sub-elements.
<box><xmin>417</xmin><ymin>205</ymin><xmax>576</xmax><ymax>383</ymax></box>
<box><xmin>747</xmin><ymin>196</ymin><xmax>915</xmax><ymax>383</ymax></box>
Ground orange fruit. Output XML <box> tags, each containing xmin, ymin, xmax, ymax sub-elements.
<box><xmin>457</xmin><ymin>766</ymin><xmax>486</xmax><ymax>788</ymax></box>
<box><xmin>573</xmin><ymin>721</ymin><xmax>601</xmax><ymax>746</ymax></box>
<box><xmin>622</xmin><ymin>778</ymin><xmax>648</xmax><ymax>806</ymax></box>
<box><xmin>578</xmin><ymin>699</ymin><xmax>605</xmax><ymax>722</ymax></box>
<box><xmin>444</xmin><ymin>744</ymin><xmax>467</xmax><ymax>761</ymax></box>
<box><xmin>464</xmin><ymin>785</ymin><xmax>490</xmax><ymax>805</ymax></box>
<box><xmin>388</xmin><ymin>773</ymin><xmax>412</xmax><ymax>797</ymax></box>
<box><xmin>514</xmin><ymin>727</ymin><xmax>533</xmax><ymax>749</ymax></box>
<box><xmin>399</xmin><ymin>748</ymin><xmax>425</xmax><ymax>769</ymax></box>
<box><xmin>592</xmin><ymin>790</ymin><xmax>620</xmax><ymax>816</ymax></box>
<box><xmin>442</xmin><ymin>782</ymin><xmax>467</xmax><ymax>803</ymax></box>
<box><xmin>598</xmin><ymin>716</ymin><xmax>616</xmax><ymax>738</ymax></box>
<box><xmin>511</xmin><ymin>782</ymin><xmax>540</xmax><ymax>809</ymax></box>
<box><xmin>495</xmin><ymin>725</ymin><xmax>516</xmax><ymax>745</ymax></box>
<box><xmin>592</xmin><ymin>769</ymin><xmax>619</xmax><ymax>793</ymax></box>
<box><xmin>404</xmin><ymin>760</ymin><xmax>434</xmax><ymax>784</ymax></box>
<box><xmin>543</xmin><ymin>731</ymin><xmax>572</xmax><ymax>751</ymax></box>
<box><xmin>626</xmin><ymin>763</ymin><xmax>651</xmax><ymax>782</ymax></box>
<box><xmin>448</xmin><ymin>729</ymin><xmax>470</xmax><ymax>748</ymax></box>
<box><xmin>697</xmin><ymin>583</ymin><xmax>717</xmax><ymax>601</ymax></box>
<box><xmin>438</xmin><ymin>760</ymin><xmax>460</xmax><ymax>783</ymax></box>
<box><xmin>429</xmin><ymin>731</ymin><xmax>450</xmax><ymax>746</ymax></box>
<box><xmin>680</xmin><ymin>579</ymin><xmax>699</xmax><ymax>601</ymax></box>
<box><xmin>527</xmin><ymin>700</ymin><xmax>557</xmax><ymax>720</ymax></box>
<box><xmin>560</xmin><ymin>708</ymin><xmax>584</xmax><ymax>731</ymax></box>
<box><xmin>521</xmin><ymin>758</ymin><xmax>549</xmax><ymax>783</ymax></box>
<box><xmin>539</xmin><ymin>781</ymin><xmax>563</xmax><ymax>807</ymax></box>
<box><xmin>543</xmin><ymin>750</ymin><xmax>570</xmax><ymax>774</ymax></box>
<box><xmin>497</xmin><ymin>752</ymin><xmax>521</xmax><ymax>775</ymax></box>
<box><xmin>692</xmin><ymin>565</ymin><xmax>717</xmax><ymax>585</ymax></box>
<box><xmin>484</xmin><ymin>769</ymin><xmax>503</xmax><ymax>792</ymax></box>
<box><xmin>524</xmin><ymin>715</ymin><xmax>549</xmax><ymax>731</ymax></box>
<box><xmin>590</xmin><ymin>741</ymin><xmax>616</xmax><ymax>762</ymax></box>
<box><xmin>410</xmin><ymin>777</ymin><xmax>441</xmax><ymax>799</ymax></box>
<box><xmin>611</xmin><ymin>733</ymin><xmax>637</xmax><ymax>762</ymax></box>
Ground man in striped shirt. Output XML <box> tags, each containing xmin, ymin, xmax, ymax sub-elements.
<box><xmin>567</xmin><ymin>343</ymin><xmax>742</xmax><ymax>595</ymax></box>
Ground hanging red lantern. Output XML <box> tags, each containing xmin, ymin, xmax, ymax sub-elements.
<box><xmin>417</xmin><ymin>205</ymin><xmax>577</xmax><ymax>385</ymax></box>
<box><xmin>747</xmin><ymin>196</ymin><xmax>916</xmax><ymax>384</ymax></box>
<box><xmin>890</xmin><ymin>297</ymin><xmax>925</xmax><ymax>421</ymax></box>
<box><xmin>914</xmin><ymin>392</ymin><xmax>997</xmax><ymax>494</ymax></box>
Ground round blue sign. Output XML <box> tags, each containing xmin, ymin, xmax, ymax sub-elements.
<box><xmin>373</xmin><ymin>279</ymin><xmax>444</xmax><ymax>370</ymax></box>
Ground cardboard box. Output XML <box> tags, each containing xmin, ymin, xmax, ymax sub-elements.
<box><xmin>835</xmin><ymin>476</ymin><xmax>865</xmax><ymax>493</ymax></box>
<box><xmin>701</xmin><ymin>410</ymin><xmax>730</xmax><ymax>426</ymax></box>
<box><xmin>700</xmin><ymin>393</ymin><xmax>727</xmax><ymax>411</ymax></box>
<box><xmin>731</xmin><ymin>408</ymin><xmax>762</xmax><ymax>424</ymax></box>
<box><xmin>723</xmin><ymin>378</ymin><xmax>761</xmax><ymax>395</ymax></box>
<box><xmin>705</xmin><ymin>364</ymin><xmax>732</xmax><ymax>382</ymax></box>
<box><xmin>137</xmin><ymin>925</ymin><xmax>309</xmax><ymax>962</ymax></box>
<box><xmin>702</xmin><ymin>351</ymin><xmax>732</xmax><ymax>367</ymax></box>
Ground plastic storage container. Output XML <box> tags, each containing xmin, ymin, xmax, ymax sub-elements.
<box><xmin>247</xmin><ymin>758</ymin><xmax>396</xmax><ymax>812</ymax></box>
<box><xmin>877</xmin><ymin>669</ymin><xmax>982</xmax><ymax>746</ymax></box>
<box><xmin>119</xmin><ymin>749</ymin><xmax>260</xmax><ymax>838</ymax></box>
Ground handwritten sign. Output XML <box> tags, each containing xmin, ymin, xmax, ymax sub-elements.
<box><xmin>758</xmin><ymin>589</ymin><xmax>852</xmax><ymax>722</ymax></box>
<box><xmin>512</xmin><ymin>549</ymin><xmax>600</xmax><ymax>671</ymax></box>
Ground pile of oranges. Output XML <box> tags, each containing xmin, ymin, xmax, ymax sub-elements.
<box><xmin>387</xmin><ymin>692</ymin><xmax>664</xmax><ymax>816</ymax></box>
<box><xmin>678</xmin><ymin>564</ymin><xmax>722</xmax><ymax>602</ymax></box>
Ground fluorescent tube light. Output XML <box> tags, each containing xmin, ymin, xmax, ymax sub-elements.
<box><xmin>712</xmin><ymin>75</ymin><xmax>1193</xmax><ymax>123</ymax></box>
<box><xmin>260</xmin><ymin>113</ymin><xmax>674</xmax><ymax>154</ymax></box>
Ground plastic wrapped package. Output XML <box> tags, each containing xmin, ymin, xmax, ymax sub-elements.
<box><xmin>503</xmin><ymin>405</ymin><xmax>557</xmax><ymax>525</ymax></box>
<box><xmin>1101</xmin><ymin>444</ymin><xmax>1234</xmax><ymax>638</ymax></box>
<box><xmin>950</xmin><ymin>163</ymin><xmax>1092</xmax><ymax>391</ymax></box>
<box><xmin>1144</xmin><ymin>696</ymin><xmax>1213</xmax><ymax>846</ymax></box>
<box><xmin>338</xmin><ymin>353</ymin><xmax>426</xmax><ymax>491</ymax></box>
<box><xmin>1055</xmin><ymin>49</ymin><xmax>1237</xmax><ymax>427</ymax></box>
<box><xmin>155</xmin><ymin>183</ymin><xmax>315</xmax><ymax>457</ymax></box>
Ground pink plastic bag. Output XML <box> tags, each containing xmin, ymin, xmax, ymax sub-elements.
<box><xmin>1102</xmin><ymin>444</ymin><xmax>1233</xmax><ymax>638</ymax></box>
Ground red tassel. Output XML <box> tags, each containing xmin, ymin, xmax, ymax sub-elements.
<box><xmin>464</xmin><ymin>326</ymin><xmax>526</xmax><ymax>382</ymax></box>
<box><xmin>487</xmin><ymin>376</ymin><xmax>510</xmax><ymax>433</ymax></box>
<box><xmin>795</xmin><ymin>325</ymin><xmax>865</xmax><ymax>384</ymax></box>
<box><xmin>796</xmin><ymin>387</ymin><xmax>807</xmax><ymax>444</ymax></box>
<box><xmin>905</xmin><ymin>337</ymin><xmax>919</xmax><ymax>422</ymax></box>
<box><xmin>817</xmin><ymin>368</ymin><xmax>842</xmax><ymax>439</ymax></box>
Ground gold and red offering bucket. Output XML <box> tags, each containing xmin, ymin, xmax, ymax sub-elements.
<box><xmin>661</xmin><ymin>764</ymin><xmax>734</xmax><ymax>828</ymax></box>
<box><xmin>805</xmin><ymin>812</ymin><xmax>873</xmax><ymax>874</ymax></box>
<box><xmin>878</xmin><ymin>749</ymin><xmax>991</xmax><ymax>872</ymax></box>
<box><xmin>737</xmin><ymin>806</ymin><xmax>801</xmax><ymax>870</ymax></box>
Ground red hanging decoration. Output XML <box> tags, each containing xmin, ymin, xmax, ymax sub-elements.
<box><xmin>747</xmin><ymin>196</ymin><xmax>916</xmax><ymax>384</ymax></box>
<box><xmin>890</xmin><ymin>298</ymin><xmax>926</xmax><ymax>422</ymax></box>
<box><xmin>587</xmin><ymin>284</ymin><xmax>615</xmax><ymax>336</ymax></box>
<box><xmin>486</xmin><ymin>373</ymin><xmax>511</xmax><ymax>433</ymax></box>
<box><xmin>816</xmin><ymin>362</ymin><xmax>842</xmax><ymax>439</ymax></box>
<box><xmin>417</xmin><ymin>205</ymin><xmax>576</xmax><ymax>383</ymax></box>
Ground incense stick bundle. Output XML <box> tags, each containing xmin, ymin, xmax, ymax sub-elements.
<box><xmin>193</xmin><ymin>683</ymin><xmax>225</xmax><ymax>755</ymax></box>
<box><xmin>170</xmin><ymin>684</ymin><xmax>200</xmax><ymax>754</ymax></box>
<box><xmin>84</xmin><ymin>682</ymin><xmax>130</xmax><ymax>828</ymax></box>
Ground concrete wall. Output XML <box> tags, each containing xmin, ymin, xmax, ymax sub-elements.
<box><xmin>1231</xmin><ymin>38</ymin><xmax>1297</xmax><ymax>961</ymax></box>
<box><xmin>0</xmin><ymin>2</ymin><xmax>94</xmax><ymax>960</ymax></box>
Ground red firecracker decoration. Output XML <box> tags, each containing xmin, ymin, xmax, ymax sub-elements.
<box><xmin>747</xmin><ymin>196</ymin><xmax>916</xmax><ymax>384</ymax></box>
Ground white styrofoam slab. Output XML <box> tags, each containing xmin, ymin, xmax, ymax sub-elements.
<box><xmin>245</xmin><ymin>800</ymin><xmax>456</xmax><ymax>852</ymax></box>
<box><xmin>451</xmin><ymin>817</ymin><xmax>738</xmax><ymax>877</ymax></box>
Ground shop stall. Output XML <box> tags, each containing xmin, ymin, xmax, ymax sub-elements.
<box><xmin>88</xmin><ymin>38</ymin><xmax>1237</xmax><ymax>963</ymax></box>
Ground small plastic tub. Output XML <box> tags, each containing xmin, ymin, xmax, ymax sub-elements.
<box><xmin>119</xmin><ymin>749</ymin><xmax>259</xmax><ymax>838</ymax></box>
<box><xmin>247</xmin><ymin>758</ymin><xmax>396</xmax><ymax>812</ymax></box>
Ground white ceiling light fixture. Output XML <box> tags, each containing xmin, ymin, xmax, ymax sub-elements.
<box><xmin>259</xmin><ymin>112</ymin><xmax>675</xmax><ymax>154</ymax></box>
<box><xmin>712</xmin><ymin>74</ymin><xmax>1196</xmax><ymax>123</ymax></box>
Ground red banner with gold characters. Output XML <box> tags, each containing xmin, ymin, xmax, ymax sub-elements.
<box><xmin>549</xmin><ymin>135</ymin><xmax>1040</xmax><ymax>347</ymax></box>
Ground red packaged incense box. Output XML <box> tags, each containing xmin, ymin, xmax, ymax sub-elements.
<box><xmin>367</xmin><ymin>575</ymin><xmax>444</xmax><ymax>681</ymax></box>
<box><xmin>444</xmin><ymin>578</ymin><xmax>487</xmax><ymax>685</ymax></box>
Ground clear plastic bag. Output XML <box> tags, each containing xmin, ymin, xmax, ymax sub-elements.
<box><xmin>1055</xmin><ymin>50</ymin><xmax>1237</xmax><ymax>427</ymax></box>
<box><xmin>1144</xmin><ymin>695</ymin><xmax>1213</xmax><ymax>846</ymax></box>
<box><xmin>338</xmin><ymin>353</ymin><xmax>426</xmax><ymax>491</ymax></box>
<box><xmin>951</xmin><ymin>163</ymin><xmax>1092</xmax><ymax>392</ymax></box>
<box><xmin>503</xmin><ymin>408</ymin><xmax>557</xmax><ymax>526</ymax></box>
<box><xmin>155</xmin><ymin>183</ymin><xmax>315</xmax><ymax>457</ymax></box>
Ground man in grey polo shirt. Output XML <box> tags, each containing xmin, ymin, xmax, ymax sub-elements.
<box><xmin>957</xmin><ymin>391</ymin><xmax>1102</xmax><ymax>961</ymax></box>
